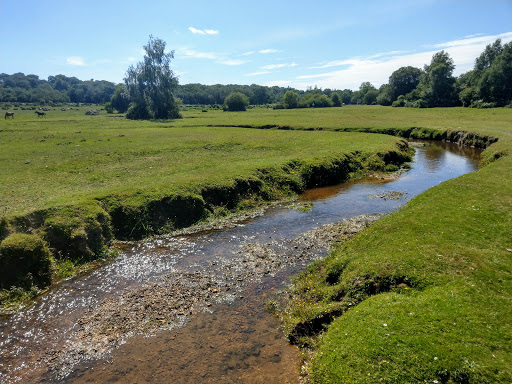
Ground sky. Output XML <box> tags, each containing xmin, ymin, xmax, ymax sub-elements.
<box><xmin>0</xmin><ymin>0</ymin><xmax>511</xmax><ymax>91</ymax></box>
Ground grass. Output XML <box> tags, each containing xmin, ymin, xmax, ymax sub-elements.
<box><xmin>1</xmin><ymin>107</ymin><xmax>406</xmax><ymax>216</ymax></box>
<box><xmin>274</xmin><ymin>107</ymin><xmax>512</xmax><ymax>383</ymax></box>
<box><xmin>1</xmin><ymin>105</ymin><xmax>512</xmax><ymax>382</ymax></box>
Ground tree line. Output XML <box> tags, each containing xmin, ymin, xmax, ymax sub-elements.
<box><xmin>0</xmin><ymin>73</ymin><xmax>116</xmax><ymax>105</ymax></box>
<box><xmin>1</xmin><ymin>38</ymin><xmax>510</xmax><ymax>110</ymax></box>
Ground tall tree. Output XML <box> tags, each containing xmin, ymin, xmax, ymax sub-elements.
<box><xmin>387</xmin><ymin>66</ymin><xmax>422</xmax><ymax>102</ymax></box>
<box><xmin>283</xmin><ymin>90</ymin><xmax>299</xmax><ymax>109</ymax></box>
<box><xmin>477</xmin><ymin>41</ymin><xmax>512</xmax><ymax>106</ymax></box>
<box><xmin>417</xmin><ymin>50</ymin><xmax>458</xmax><ymax>107</ymax></box>
<box><xmin>124</xmin><ymin>36</ymin><xmax>181</xmax><ymax>120</ymax></box>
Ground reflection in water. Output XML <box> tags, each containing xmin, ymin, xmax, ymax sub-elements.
<box><xmin>0</xmin><ymin>141</ymin><xmax>482</xmax><ymax>384</ymax></box>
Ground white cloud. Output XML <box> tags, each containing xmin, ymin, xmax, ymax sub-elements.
<box><xmin>182</xmin><ymin>49</ymin><xmax>218</xmax><ymax>60</ymax></box>
<box><xmin>188</xmin><ymin>27</ymin><xmax>219</xmax><ymax>35</ymax></box>
<box><xmin>66</xmin><ymin>56</ymin><xmax>85</xmax><ymax>66</ymax></box>
<box><xmin>259</xmin><ymin>49</ymin><xmax>279</xmax><ymax>54</ymax></box>
<box><xmin>245</xmin><ymin>71</ymin><xmax>271</xmax><ymax>76</ymax></box>
<box><xmin>432</xmin><ymin>32</ymin><xmax>512</xmax><ymax>49</ymax></box>
<box><xmin>283</xmin><ymin>31</ymin><xmax>512</xmax><ymax>90</ymax></box>
<box><xmin>218</xmin><ymin>59</ymin><xmax>247</xmax><ymax>66</ymax></box>
<box><xmin>261</xmin><ymin>62</ymin><xmax>297</xmax><ymax>70</ymax></box>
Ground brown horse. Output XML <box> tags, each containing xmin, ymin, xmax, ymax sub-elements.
<box><xmin>35</xmin><ymin>111</ymin><xmax>46</xmax><ymax>117</ymax></box>
<box><xmin>4</xmin><ymin>112</ymin><xmax>14</xmax><ymax>119</ymax></box>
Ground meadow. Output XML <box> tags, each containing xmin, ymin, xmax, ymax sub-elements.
<box><xmin>1</xmin><ymin>105</ymin><xmax>512</xmax><ymax>382</ymax></box>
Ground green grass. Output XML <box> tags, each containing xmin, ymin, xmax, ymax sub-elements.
<box><xmin>275</xmin><ymin>107</ymin><xmax>512</xmax><ymax>383</ymax></box>
<box><xmin>2</xmin><ymin>105</ymin><xmax>512</xmax><ymax>381</ymax></box>
<box><xmin>1</xmin><ymin>107</ymin><xmax>406</xmax><ymax>216</ymax></box>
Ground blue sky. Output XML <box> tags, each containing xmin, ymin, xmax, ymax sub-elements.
<box><xmin>1</xmin><ymin>0</ymin><xmax>511</xmax><ymax>90</ymax></box>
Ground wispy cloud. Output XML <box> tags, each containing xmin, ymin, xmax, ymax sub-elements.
<box><xmin>432</xmin><ymin>31</ymin><xmax>512</xmax><ymax>48</ymax></box>
<box><xmin>218</xmin><ymin>59</ymin><xmax>248</xmax><ymax>66</ymax></box>
<box><xmin>261</xmin><ymin>62</ymin><xmax>297</xmax><ymax>70</ymax></box>
<box><xmin>182</xmin><ymin>49</ymin><xmax>218</xmax><ymax>60</ymax></box>
<box><xmin>66</xmin><ymin>56</ymin><xmax>85</xmax><ymax>66</ymax></box>
<box><xmin>271</xmin><ymin>31</ymin><xmax>512</xmax><ymax>91</ymax></box>
<box><xmin>245</xmin><ymin>71</ymin><xmax>271</xmax><ymax>76</ymax></box>
<box><xmin>241</xmin><ymin>49</ymin><xmax>279</xmax><ymax>56</ymax></box>
<box><xmin>188</xmin><ymin>27</ymin><xmax>219</xmax><ymax>35</ymax></box>
<box><xmin>259</xmin><ymin>49</ymin><xmax>279</xmax><ymax>54</ymax></box>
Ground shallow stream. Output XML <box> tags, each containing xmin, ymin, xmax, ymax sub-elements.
<box><xmin>0</xmin><ymin>141</ymin><xmax>481</xmax><ymax>384</ymax></box>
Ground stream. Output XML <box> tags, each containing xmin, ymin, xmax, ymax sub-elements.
<box><xmin>0</xmin><ymin>141</ymin><xmax>482</xmax><ymax>384</ymax></box>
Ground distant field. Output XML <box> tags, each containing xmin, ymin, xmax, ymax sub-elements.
<box><xmin>0</xmin><ymin>107</ymin><xmax>402</xmax><ymax>216</ymax></box>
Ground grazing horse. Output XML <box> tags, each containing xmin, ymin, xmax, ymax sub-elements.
<box><xmin>35</xmin><ymin>111</ymin><xmax>46</xmax><ymax>118</ymax></box>
<box><xmin>5</xmin><ymin>112</ymin><xmax>14</xmax><ymax>119</ymax></box>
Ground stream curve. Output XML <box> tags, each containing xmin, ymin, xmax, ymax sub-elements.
<box><xmin>0</xmin><ymin>141</ymin><xmax>481</xmax><ymax>384</ymax></box>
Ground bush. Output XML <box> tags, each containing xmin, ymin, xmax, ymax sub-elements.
<box><xmin>0</xmin><ymin>233</ymin><xmax>52</xmax><ymax>289</ymax></box>
<box><xmin>298</xmin><ymin>94</ymin><xmax>333</xmax><ymax>108</ymax></box>
<box><xmin>392</xmin><ymin>95</ymin><xmax>406</xmax><ymax>107</ymax></box>
<box><xmin>104</xmin><ymin>102</ymin><xmax>114</xmax><ymax>114</ymax></box>
<box><xmin>126</xmin><ymin>102</ymin><xmax>151</xmax><ymax>119</ymax></box>
<box><xmin>470</xmin><ymin>100</ymin><xmax>498</xmax><ymax>109</ymax></box>
<box><xmin>406</xmin><ymin>99</ymin><xmax>428</xmax><ymax>108</ymax></box>
<box><xmin>224</xmin><ymin>92</ymin><xmax>250</xmax><ymax>111</ymax></box>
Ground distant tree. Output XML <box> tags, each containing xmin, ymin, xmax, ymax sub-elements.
<box><xmin>477</xmin><ymin>41</ymin><xmax>512</xmax><ymax>106</ymax></box>
<box><xmin>224</xmin><ymin>92</ymin><xmax>249</xmax><ymax>111</ymax></box>
<box><xmin>110</xmin><ymin>85</ymin><xmax>131</xmax><ymax>113</ymax></box>
<box><xmin>387</xmin><ymin>66</ymin><xmax>422</xmax><ymax>102</ymax></box>
<box><xmin>416</xmin><ymin>50</ymin><xmax>458</xmax><ymax>107</ymax></box>
<box><xmin>124</xmin><ymin>36</ymin><xmax>181</xmax><ymax>120</ymax></box>
<box><xmin>350</xmin><ymin>90</ymin><xmax>363</xmax><ymax>105</ymax></box>
<box><xmin>283</xmin><ymin>90</ymin><xmax>299</xmax><ymax>109</ymax></box>
<box><xmin>331</xmin><ymin>92</ymin><xmax>342</xmax><ymax>107</ymax></box>
<box><xmin>376</xmin><ymin>84</ymin><xmax>393</xmax><ymax>106</ymax></box>
<box><xmin>104</xmin><ymin>101</ymin><xmax>114</xmax><ymax>113</ymax></box>
<box><xmin>363</xmin><ymin>89</ymin><xmax>379</xmax><ymax>105</ymax></box>
<box><xmin>475</xmin><ymin>39</ymin><xmax>503</xmax><ymax>72</ymax></box>
<box><xmin>339</xmin><ymin>89</ymin><xmax>353</xmax><ymax>104</ymax></box>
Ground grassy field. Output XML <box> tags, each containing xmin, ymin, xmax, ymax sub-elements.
<box><xmin>1</xmin><ymin>105</ymin><xmax>512</xmax><ymax>382</ymax></box>
<box><xmin>2</xmin><ymin>108</ymin><xmax>404</xmax><ymax>216</ymax></box>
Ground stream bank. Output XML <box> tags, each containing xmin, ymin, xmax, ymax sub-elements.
<box><xmin>0</xmin><ymin>140</ymin><xmax>482</xmax><ymax>383</ymax></box>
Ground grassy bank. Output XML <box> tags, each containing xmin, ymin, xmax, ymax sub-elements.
<box><xmin>275</xmin><ymin>108</ymin><xmax>512</xmax><ymax>383</ymax></box>
<box><xmin>0</xmin><ymin>107</ymin><xmax>410</xmax><ymax>306</ymax></box>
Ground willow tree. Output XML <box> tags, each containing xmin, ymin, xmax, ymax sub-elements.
<box><xmin>124</xmin><ymin>36</ymin><xmax>181</xmax><ymax>120</ymax></box>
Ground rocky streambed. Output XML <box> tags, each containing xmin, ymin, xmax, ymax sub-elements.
<box><xmin>38</xmin><ymin>215</ymin><xmax>379</xmax><ymax>381</ymax></box>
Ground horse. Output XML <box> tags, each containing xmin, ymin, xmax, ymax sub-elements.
<box><xmin>4</xmin><ymin>112</ymin><xmax>14</xmax><ymax>119</ymax></box>
<box><xmin>35</xmin><ymin>111</ymin><xmax>46</xmax><ymax>117</ymax></box>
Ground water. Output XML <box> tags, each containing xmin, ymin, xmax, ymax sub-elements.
<box><xmin>0</xmin><ymin>141</ymin><xmax>481</xmax><ymax>384</ymax></box>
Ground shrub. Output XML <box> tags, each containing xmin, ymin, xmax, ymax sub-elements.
<box><xmin>470</xmin><ymin>100</ymin><xmax>498</xmax><ymax>109</ymax></box>
<box><xmin>104</xmin><ymin>101</ymin><xmax>114</xmax><ymax>114</ymax></box>
<box><xmin>224</xmin><ymin>92</ymin><xmax>250</xmax><ymax>111</ymax></box>
<box><xmin>392</xmin><ymin>95</ymin><xmax>406</xmax><ymax>107</ymax></box>
<box><xmin>406</xmin><ymin>99</ymin><xmax>428</xmax><ymax>108</ymax></box>
<box><xmin>0</xmin><ymin>233</ymin><xmax>52</xmax><ymax>289</ymax></box>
